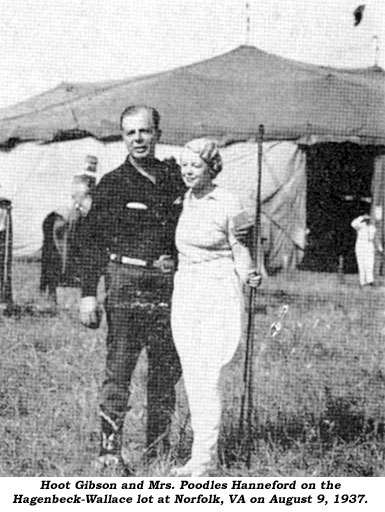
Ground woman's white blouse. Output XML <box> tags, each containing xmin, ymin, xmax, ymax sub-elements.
<box><xmin>175</xmin><ymin>186</ymin><xmax>243</xmax><ymax>271</ymax></box>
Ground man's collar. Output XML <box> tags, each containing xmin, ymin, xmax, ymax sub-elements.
<box><xmin>123</xmin><ymin>155</ymin><xmax>164</xmax><ymax>184</ymax></box>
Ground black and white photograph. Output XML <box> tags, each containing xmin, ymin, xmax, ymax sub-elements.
<box><xmin>0</xmin><ymin>0</ymin><xmax>384</xmax><ymax>489</ymax></box>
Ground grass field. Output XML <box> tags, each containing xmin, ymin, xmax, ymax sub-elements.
<box><xmin>0</xmin><ymin>261</ymin><xmax>384</xmax><ymax>477</ymax></box>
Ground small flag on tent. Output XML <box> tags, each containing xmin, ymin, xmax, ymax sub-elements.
<box><xmin>353</xmin><ymin>5</ymin><xmax>365</xmax><ymax>26</ymax></box>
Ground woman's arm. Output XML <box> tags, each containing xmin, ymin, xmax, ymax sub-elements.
<box><xmin>227</xmin><ymin>194</ymin><xmax>262</xmax><ymax>287</ymax></box>
<box><xmin>231</xmin><ymin>238</ymin><xmax>254</xmax><ymax>284</ymax></box>
<box><xmin>229</xmin><ymin>216</ymin><xmax>261</xmax><ymax>287</ymax></box>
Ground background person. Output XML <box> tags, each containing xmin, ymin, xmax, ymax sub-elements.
<box><xmin>70</xmin><ymin>154</ymin><xmax>98</xmax><ymax>218</ymax></box>
<box><xmin>80</xmin><ymin>154</ymin><xmax>98</xmax><ymax>181</ymax></box>
<box><xmin>171</xmin><ymin>138</ymin><xmax>261</xmax><ymax>477</ymax></box>
<box><xmin>0</xmin><ymin>196</ymin><xmax>13</xmax><ymax>309</ymax></box>
<box><xmin>40</xmin><ymin>157</ymin><xmax>97</xmax><ymax>301</ymax></box>
<box><xmin>351</xmin><ymin>208</ymin><xmax>377</xmax><ymax>287</ymax></box>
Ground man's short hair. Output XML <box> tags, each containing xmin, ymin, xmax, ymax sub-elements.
<box><xmin>120</xmin><ymin>105</ymin><xmax>161</xmax><ymax>131</ymax></box>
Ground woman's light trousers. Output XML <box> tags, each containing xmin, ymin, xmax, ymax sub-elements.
<box><xmin>171</xmin><ymin>263</ymin><xmax>243</xmax><ymax>467</ymax></box>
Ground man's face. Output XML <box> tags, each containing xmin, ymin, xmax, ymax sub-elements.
<box><xmin>71</xmin><ymin>181</ymin><xmax>88</xmax><ymax>202</ymax></box>
<box><xmin>121</xmin><ymin>110</ymin><xmax>160</xmax><ymax>161</ymax></box>
<box><xmin>71</xmin><ymin>181</ymin><xmax>92</xmax><ymax>215</ymax></box>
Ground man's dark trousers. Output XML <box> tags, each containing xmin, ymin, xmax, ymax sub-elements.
<box><xmin>101</xmin><ymin>261</ymin><xmax>181</xmax><ymax>454</ymax></box>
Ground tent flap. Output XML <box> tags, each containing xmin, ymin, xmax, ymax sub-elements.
<box><xmin>0</xmin><ymin>139</ymin><xmax>305</xmax><ymax>265</ymax></box>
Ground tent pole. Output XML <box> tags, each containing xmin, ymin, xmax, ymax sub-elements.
<box><xmin>245</xmin><ymin>2</ymin><xmax>251</xmax><ymax>45</ymax></box>
<box><xmin>1</xmin><ymin>203</ymin><xmax>12</xmax><ymax>307</ymax></box>
<box><xmin>373</xmin><ymin>35</ymin><xmax>379</xmax><ymax>67</ymax></box>
<box><xmin>239</xmin><ymin>124</ymin><xmax>264</xmax><ymax>467</ymax></box>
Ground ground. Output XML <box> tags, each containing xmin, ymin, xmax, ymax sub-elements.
<box><xmin>0</xmin><ymin>261</ymin><xmax>384</xmax><ymax>477</ymax></box>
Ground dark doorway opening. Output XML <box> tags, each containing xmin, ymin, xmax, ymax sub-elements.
<box><xmin>301</xmin><ymin>143</ymin><xmax>378</xmax><ymax>273</ymax></box>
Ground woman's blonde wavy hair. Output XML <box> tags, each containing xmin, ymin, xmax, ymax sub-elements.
<box><xmin>183</xmin><ymin>138</ymin><xmax>222</xmax><ymax>178</ymax></box>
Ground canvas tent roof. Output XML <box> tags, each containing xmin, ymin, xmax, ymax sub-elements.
<box><xmin>0</xmin><ymin>45</ymin><xmax>384</xmax><ymax>148</ymax></box>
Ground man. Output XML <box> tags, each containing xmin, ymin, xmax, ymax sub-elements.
<box><xmin>80</xmin><ymin>154</ymin><xmax>98</xmax><ymax>181</ymax></box>
<box><xmin>79</xmin><ymin>105</ymin><xmax>183</xmax><ymax>473</ymax></box>
<box><xmin>40</xmin><ymin>160</ymin><xmax>97</xmax><ymax>301</ymax></box>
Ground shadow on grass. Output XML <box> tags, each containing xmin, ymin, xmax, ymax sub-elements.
<box><xmin>221</xmin><ymin>393</ymin><xmax>385</xmax><ymax>476</ymax></box>
<box><xmin>2</xmin><ymin>303</ymin><xmax>58</xmax><ymax>318</ymax></box>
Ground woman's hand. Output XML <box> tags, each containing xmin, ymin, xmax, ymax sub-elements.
<box><xmin>247</xmin><ymin>270</ymin><xmax>262</xmax><ymax>288</ymax></box>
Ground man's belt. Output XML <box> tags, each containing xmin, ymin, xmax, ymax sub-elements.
<box><xmin>110</xmin><ymin>254</ymin><xmax>149</xmax><ymax>267</ymax></box>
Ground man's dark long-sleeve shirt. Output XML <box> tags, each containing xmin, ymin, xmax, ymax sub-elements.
<box><xmin>80</xmin><ymin>156</ymin><xmax>184</xmax><ymax>296</ymax></box>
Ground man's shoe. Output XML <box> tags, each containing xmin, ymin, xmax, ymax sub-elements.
<box><xmin>94</xmin><ymin>453</ymin><xmax>121</xmax><ymax>470</ymax></box>
<box><xmin>94</xmin><ymin>453</ymin><xmax>134</xmax><ymax>476</ymax></box>
<box><xmin>100</xmin><ymin>411</ymin><xmax>122</xmax><ymax>453</ymax></box>
<box><xmin>145</xmin><ymin>435</ymin><xmax>171</xmax><ymax>462</ymax></box>
<box><xmin>96</xmin><ymin>410</ymin><xmax>134</xmax><ymax>475</ymax></box>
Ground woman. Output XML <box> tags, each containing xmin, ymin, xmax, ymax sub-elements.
<box><xmin>171</xmin><ymin>138</ymin><xmax>260</xmax><ymax>476</ymax></box>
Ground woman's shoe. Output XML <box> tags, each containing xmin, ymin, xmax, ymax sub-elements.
<box><xmin>171</xmin><ymin>459</ymin><xmax>208</xmax><ymax>477</ymax></box>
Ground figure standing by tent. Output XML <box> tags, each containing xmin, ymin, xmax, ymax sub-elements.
<box><xmin>78</xmin><ymin>106</ymin><xmax>184</xmax><ymax>473</ymax></box>
<box><xmin>351</xmin><ymin>208</ymin><xmax>377</xmax><ymax>286</ymax></box>
<box><xmin>70</xmin><ymin>154</ymin><xmax>98</xmax><ymax>215</ymax></box>
<box><xmin>40</xmin><ymin>155</ymin><xmax>98</xmax><ymax>301</ymax></box>
<box><xmin>61</xmin><ymin>161</ymin><xmax>98</xmax><ymax>285</ymax></box>
<box><xmin>0</xmin><ymin>196</ymin><xmax>13</xmax><ymax>309</ymax></box>
<box><xmin>171</xmin><ymin>138</ymin><xmax>261</xmax><ymax>476</ymax></box>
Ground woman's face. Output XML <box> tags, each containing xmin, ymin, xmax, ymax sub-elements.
<box><xmin>180</xmin><ymin>148</ymin><xmax>212</xmax><ymax>191</ymax></box>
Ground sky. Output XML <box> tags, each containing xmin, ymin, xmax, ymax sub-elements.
<box><xmin>0</xmin><ymin>0</ymin><xmax>384</xmax><ymax>109</ymax></box>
